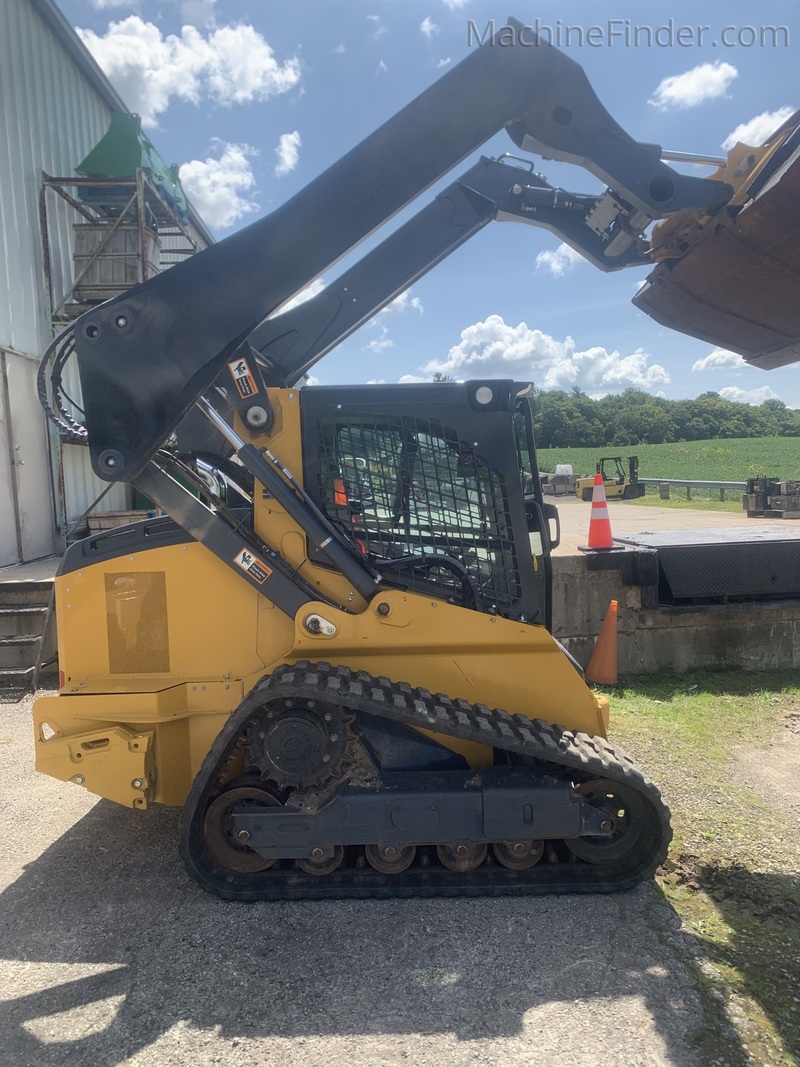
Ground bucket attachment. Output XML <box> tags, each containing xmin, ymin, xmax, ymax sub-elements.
<box><xmin>634</xmin><ymin>115</ymin><xmax>800</xmax><ymax>369</ymax></box>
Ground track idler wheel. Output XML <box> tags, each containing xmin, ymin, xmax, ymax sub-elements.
<box><xmin>296</xmin><ymin>845</ymin><xmax>345</xmax><ymax>876</ymax></box>
<box><xmin>364</xmin><ymin>844</ymin><xmax>417</xmax><ymax>874</ymax></box>
<box><xmin>565</xmin><ymin>778</ymin><xmax>646</xmax><ymax>865</ymax></box>
<box><xmin>436</xmin><ymin>842</ymin><xmax>487</xmax><ymax>873</ymax></box>
<box><xmin>493</xmin><ymin>839</ymin><xmax>545</xmax><ymax>871</ymax></box>
<box><xmin>203</xmin><ymin>784</ymin><xmax>280</xmax><ymax>874</ymax></box>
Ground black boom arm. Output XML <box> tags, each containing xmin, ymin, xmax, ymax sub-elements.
<box><xmin>48</xmin><ymin>18</ymin><xmax>731</xmax><ymax>482</ymax></box>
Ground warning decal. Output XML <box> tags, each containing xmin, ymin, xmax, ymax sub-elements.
<box><xmin>227</xmin><ymin>357</ymin><xmax>258</xmax><ymax>399</ymax></box>
<box><xmin>233</xmin><ymin>547</ymin><xmax>272</xmax><ymax>585</ymax></box>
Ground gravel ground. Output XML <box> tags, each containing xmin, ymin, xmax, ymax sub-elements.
<box><xmin>0</xmin><ymin>693</ymin><xmax>721</xmax><ymax>1067</ymax></box>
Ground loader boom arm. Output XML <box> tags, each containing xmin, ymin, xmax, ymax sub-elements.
<box><xmin>247</xmin><ymin>152</ymin><xmax>650</xmax><ymax>389</ymax></box>
<box><xmin>48</xmin><ymin>19</ymin><xmax>731</xmax><ymax>483</ymax></box>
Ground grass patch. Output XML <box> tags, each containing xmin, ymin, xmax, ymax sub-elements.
<box><xmin>538</xmin><ymin>438</ymin><xmax>800</xmax><ymax>483</ymax></box>
<box><xmin>604</xmin><ymin>671</ymin><xmax>800</xmax><ymax>1066</ymax></box>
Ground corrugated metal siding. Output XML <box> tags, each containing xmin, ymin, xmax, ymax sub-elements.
<box><xmin>0</xmin><ymin>0</ymin><xmax>214</xmax><ymax>546</ymax></box>
<box><xmin>0</xmin><ymin>0</ymin><xmax>112</xmax><ymax>356</ymax></box>
<box><xmin>0</xmin><ymin>0</ymin><xmax>140</xmax><ymax>535</ymax></box>
<box><xmin>0</xmin><ymin>0</ymin><xmax>130</xmax><ymax>534</ymax></box>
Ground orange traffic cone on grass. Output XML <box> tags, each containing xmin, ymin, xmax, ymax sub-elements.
<box><xmin>586</xmin><ymin>472</ymin><xmax>614</xmax><ymax>550</ymax></box>
<box><xmin>585</xmin><ymin>599</ymin><xmax>618</xmax><ymax>685</ymax></box>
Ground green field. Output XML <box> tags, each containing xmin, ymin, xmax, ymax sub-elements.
<box><xmin>537</xmin><ymin>437</ymin><xmax>800</xmax><ymax>483</ymax></box>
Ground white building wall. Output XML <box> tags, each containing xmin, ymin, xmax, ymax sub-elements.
<box><xmin>0</xmin><ymin>0</ymin><xmax>216</xmax><ymax>556</ymax></box>
<box><xmin>0</xmin><ymin>0</ymin><xmax>111</xmax><ymax>357</ymax></box>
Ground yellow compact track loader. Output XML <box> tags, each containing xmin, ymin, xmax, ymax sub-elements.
<box><xmin>33</xmin><ymin>19</ymin><xmax>800</xmax><ymax>900</ymax></box>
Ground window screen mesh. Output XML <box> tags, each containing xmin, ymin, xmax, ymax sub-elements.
<box><xmin>315</xmin><ymin>415</ymin><xmax>521</xmax><ymax>611</ymax></box>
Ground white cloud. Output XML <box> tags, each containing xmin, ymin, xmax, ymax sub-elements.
<box><xmin>367</xmin><ymin>14</ymin><xmax>388</xmax><ymax>38</ymax></box>
<box><xmin>719</xmin><ymin>385</ymin><xmax>779</xmax><ymax>404</ymax></box>
<box><xmin>178</xmin><ymin>141</ymin><xmax>257</xmax><ymax>230</ymax></box>
<box><xmin>274</xmin><ymin>131</ymin><xmax>301</xmax><ymax>177</ymax></box>
<box><xmin>420</xmin><ymin>17</ymin><xmax>439</xmax><ymax>38</ymax></box>
<box><xmin>722</xmin><ymin>106</ymin><xmax>796</xmax><ymax>150</ymax></box>
<box><xmin>382</xmin><ymin>289</ymin><xmax>424</xmax><ymax>316</ymax></box>
<box><xmin>423</xmin><ymin>315</ymin><xmax>670</xmax><ymax>393</ymax></box>
<box><xmin>376</xmin><ymin>60</ymin><xmax>389</xmax><ymax>74</ymax></box>
<box><xmin>367</xmin><ymin>379</ymin><xmax>386</xmax><ymax>384</ymax></box>
<box><xmin>90</xmin><ymin>0</ymin><xmax>135</xmax><ymax>8</ymax></box>
<box><xmin>363</xmin><ymin>326</ymin><xmax>394</xmax><ymax>353</ymax></box>
<box><xmin>535</xmin><ymin>242</ymin><xmax>584</xmax><ymax>277</ymax></box>
<box><xmin>398</xmin><ymin>374</ymin><xmax>427</xmax><ymax>383</ymax></box>
<box><xmin>77</xmin><ymin>16</ymin><xmax>300</xmax><ymax>127</ymax></box>
<box><xmin>648</xmin><ymin>62</ymin><xmax>738</xmax><ymax>111</ymax></box>
<box><xmin>436</xmin><ymin>57</ymin><xmax>452</xmax><ymax>68</ymax></box>
<box><xmin>275</xmin><ymin>278</ymin><xmax>326</xmax><ymax>314</ymax></box>
<box><xmin>365</xmin><ymin>288</ymin><xmax>424</xmax><ymax>328</ymax></box>
<box><xmin>332</xmin><ymin>43</ymin><xmax>346</xmax><ymax>55</ymax></box>
<box><xmin>691</xmin><ymin>348</ymin><xmax>747</xmax><ymax>372</ymax></box>
<box><xmin>441</xmin><ymin>0</ymin><xmax>468</xmax><ymax>9</ymax></box>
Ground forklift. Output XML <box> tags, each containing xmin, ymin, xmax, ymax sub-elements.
<box><xmin>576</xmin><ymin>457</ymin><xmax>645</xmax><ymax>501</ymax></box>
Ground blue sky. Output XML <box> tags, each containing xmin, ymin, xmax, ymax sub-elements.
<box><xmin>58</xmin><ymin>0</ymin><xmax>800</xmax><ymax>403</ymax></box>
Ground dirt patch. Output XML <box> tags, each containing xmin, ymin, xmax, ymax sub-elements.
<box><xmin>729</xmin><ymin>712</ymin><xmax>800</xmax><ymax>825</ymax></box>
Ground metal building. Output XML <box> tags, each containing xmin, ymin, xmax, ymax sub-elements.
<box><xmin>0</xmin><ymin>0</ymin><xmax>212</xmax><ymax>568</ymax></box>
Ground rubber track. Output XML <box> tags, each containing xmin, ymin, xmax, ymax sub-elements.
<box><xmin>179</xmin><ymin>660</ymin><xmax>672</xmax><ymax>901</ymax></box>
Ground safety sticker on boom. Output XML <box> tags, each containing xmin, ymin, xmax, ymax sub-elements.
<box><xmin>233</xmin><ymin>547</ymin><xmax>272</xmax><ymax>584</ymax></box>
<box><xmin>228</xmin><ymin>357</ymin><xmax>258</xmax><ymax>399</ymax></box>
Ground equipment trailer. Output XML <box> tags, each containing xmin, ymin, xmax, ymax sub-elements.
<box><xmin>34</xmin><ymin>19</ymin><xmax>800</xmax><ymax>900</ymax></box>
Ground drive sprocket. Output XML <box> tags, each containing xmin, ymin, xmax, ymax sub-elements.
<box><xmin>242</xmin><ymin>696</ymin><xmax>356</xmax><ymax>789</ymax></box>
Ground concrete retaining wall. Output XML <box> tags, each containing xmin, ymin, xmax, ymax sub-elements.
<box><xmin>553</xmin><ymin>549</ymin><xmax>800</xmax><ymax>673</ymax></box>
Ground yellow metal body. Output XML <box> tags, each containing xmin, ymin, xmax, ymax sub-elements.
<box><xmin>575</xmin><ymin>474</ymin><xmax>627</xmax><ymax>500</ymax></box>
<box><xmin>33</xmin><ymin>388</ymin><xmax>609</xmax><ymax>809</ymax></box>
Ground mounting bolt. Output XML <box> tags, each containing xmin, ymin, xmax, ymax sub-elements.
<box><xmin>322</xmin><ymin>754</ymin><xmax>331</xmax><ymax>763</ymax></box>
<box><xmin>456</xmin><ymin>845</ymin><xmax>469</xmax><ymax>858</ymax></box>
<box><xmin>245</xmin><ymin>405</ymin><xmax>269</xmax><ymax>428</ymax></box>
<box><xmin>383</xmin><ymin>847</ymin><xmax>397</xmax><ymax>859</ymax></box>
<box><xmin>132</xmin><ymin>778</ymin><xmax>144</xmax><ymax>789</ymax></box>
<box><xmin>237</xmin><ymin>830</ymin><xmax>250</xmax><ymax>843</ymax></box>
<box><xmin>99</xmin><ymin>449</ymin><xmax>123</xmax><ymax>472</ymax></box>
<box><xmin>73</xmin><ymin>775</ymin><xmax>85</xmax><ymax>785</ymax></box>
<box><xmin>513</xmin><ymin>842</ymin><xmax>526</xmax><ymax>856</ymax></box>
<box><xmin>600</xmin><ymin>820</ymin><xmax>614</xmax><ymax>833</ymax></box>
<box><xmin>114</xmin><ymin>314</ymin><xmax>128</xmax><ymax>329</ymax></box>
<box><xmin>376</xmin><ymin>602</ymin><xmax>390</xmax><ymax>616</ymax></box>
<box><xmin>311</xmin><ymin>847</ymin><xmax>324</xmax><ymax>861</ymax></box>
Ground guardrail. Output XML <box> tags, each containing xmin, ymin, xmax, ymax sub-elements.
<box><xmin>639</xmin><ymin>478</ymin><xmax>746</xmax><ymax>501</ymax></box>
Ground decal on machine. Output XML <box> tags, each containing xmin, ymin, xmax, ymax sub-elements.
<box><xmin>227</xmin><ymin>356</ymin><xmax>258</xmax><ymax>399</ymax></box>
<box><xmin>233</xmin><ymin>547</ymin><xmax>272</xmax><ymax>584</ymax></box>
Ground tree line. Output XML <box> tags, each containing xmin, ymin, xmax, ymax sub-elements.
<box><xmin>528</xmin><ymin>388</ymin><xmax>800</xmax><ymax>448</ymax></box>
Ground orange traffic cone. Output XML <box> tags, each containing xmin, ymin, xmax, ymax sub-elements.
<box><xmin>585</xmin><ymin>600</ymin><xmax>618</xmax><ymax>685</ymax></box>
<box><xmin>585</xmin><ymin>472</ymin><xmax>615</xmax><ymax>550</ymax></box>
